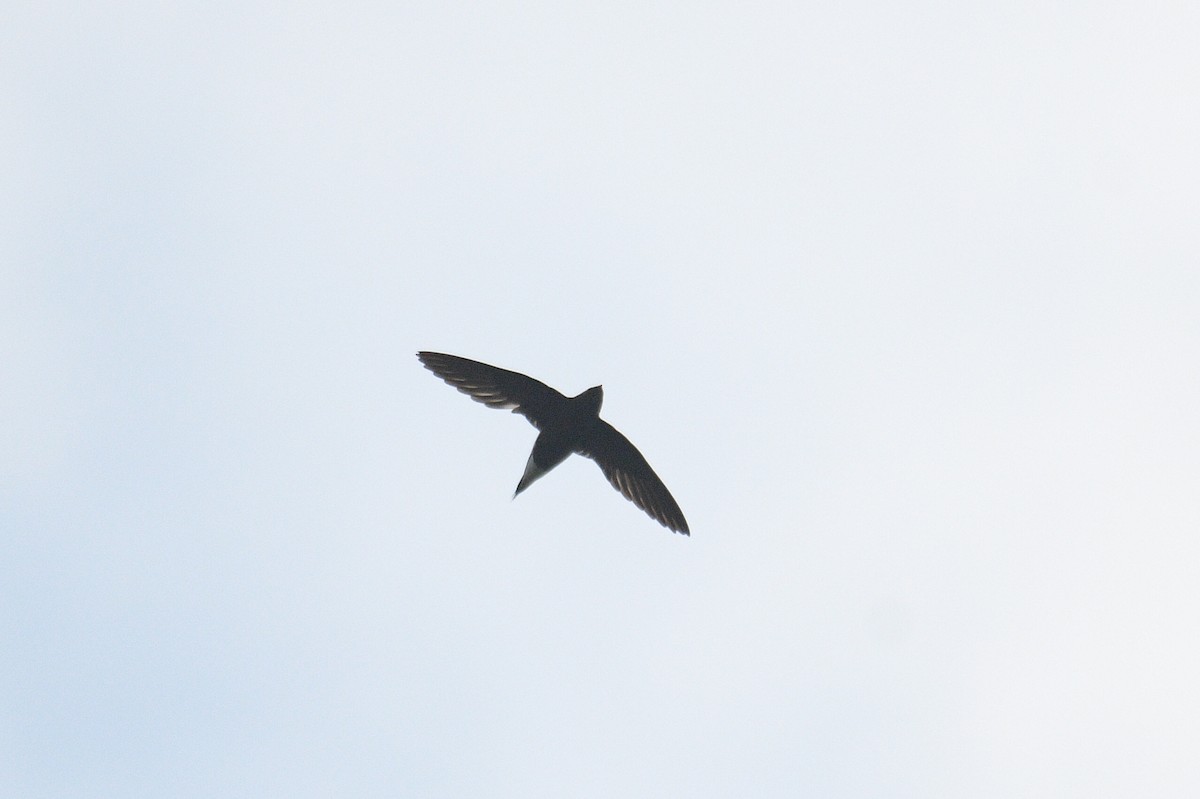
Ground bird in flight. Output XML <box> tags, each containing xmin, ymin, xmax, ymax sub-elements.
<box><xmin>417</xmin><ymin>352</ymin><xmax>689</xmax><ymax>535</ymax></box>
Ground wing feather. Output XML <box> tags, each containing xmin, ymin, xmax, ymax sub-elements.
<box><xmin>578</xmin><ymin>419</ymin><xmax>689</xmax><ymax>535</ymax></box>
<box><xmin>417</xmin><ymin>352</ymin><xmax>565</xmax><ymax>429</ymax></box>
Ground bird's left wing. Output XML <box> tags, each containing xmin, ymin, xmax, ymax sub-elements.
<box><xmin>417</xmin><ymin>352</ymin><xmax>565</xmax><ymax>429</ymax></box>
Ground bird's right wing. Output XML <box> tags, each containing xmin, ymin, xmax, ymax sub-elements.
<box><xmin>417</xmin><ymin>352</ymin><xmax>565</xmax><ymax>429</ymax></box>
<box><xmin>578</xmin><ymin>419</ymin><xmax>690</xmax><ymax>535</ymax></box>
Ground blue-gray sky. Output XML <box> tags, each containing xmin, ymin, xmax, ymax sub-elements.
<box><xmin>4</xmin><ymin>2</ymin><xmax>1198</xmax><ymax>796</ymax></box>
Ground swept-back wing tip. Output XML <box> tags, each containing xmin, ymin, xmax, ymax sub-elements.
<box><xmin>579</xmin><ymin>421</ymin><xmax>690</xmax><ymax>536</ymax></box>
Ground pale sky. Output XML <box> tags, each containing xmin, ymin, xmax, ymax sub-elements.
<box><xmin>3</xmin><ymin>3</ymin><xmax>1199</xmax><ymax>797</ymax></box>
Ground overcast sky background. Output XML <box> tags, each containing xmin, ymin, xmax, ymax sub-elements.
<box><xmin>4</xmin><ymin>2</ymin><xmax>1199</xmax><ymax>797</ymax></box>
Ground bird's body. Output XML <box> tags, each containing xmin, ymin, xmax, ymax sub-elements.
<box><xmin>417</xmin><ymin>352</ymin><xmax>689</xmax><ymax>535</ymax></box>
<box><xmin>513</xmin><ymin>384</ymin><xmax>603</xmax><ymax>496</ymax></box>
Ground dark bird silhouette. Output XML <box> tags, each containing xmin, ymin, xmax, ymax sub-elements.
<box><xmin>417</xmin><ymin>351</ymin><xmax>689</xmax><ymax>535</ymax></box>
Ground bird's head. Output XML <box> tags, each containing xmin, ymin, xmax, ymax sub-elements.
<box><xmin>577</xmin><ymin>385</ymin><xmax>603</xmax><ymax>416</ymax></box>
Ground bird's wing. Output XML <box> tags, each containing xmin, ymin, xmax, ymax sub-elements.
<box><xmin>577</xmin><ymin>419</ymin><xmax>689</xmax><ymax>535</ymax></box>
<box><xmin>417</xmin><ymin>352</ymin><xmax>565</xmax><ymax>429</ymax></box>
